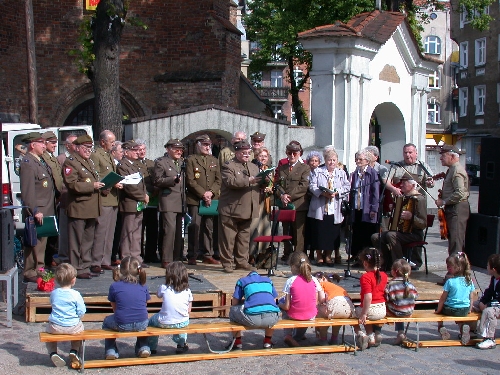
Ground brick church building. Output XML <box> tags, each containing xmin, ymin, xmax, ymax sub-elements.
<box><xmin>0</xmin><ymin>0</ymin><xmax>260</xmax><ymax>128</ymax></box>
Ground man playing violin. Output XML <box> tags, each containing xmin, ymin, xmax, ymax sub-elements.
<box><xmin>435</xmin><ymin>145</ymin><xmax>469</xmax><ymax>255</ymax></box>
<box><xmin>372</xmin><ymin>173</ymin><xmax>427</xmax><ymax>270</ymax></box>
<box><xmin>384</xmin><ymin>143</ymin><xmax>434</xmax><ymax>269</ymax></box>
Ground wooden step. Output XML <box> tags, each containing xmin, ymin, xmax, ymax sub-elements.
<box><xmin>402</xmin><ymin>338</ymin><xmax>500</xmax><ymax>348</ymax></box>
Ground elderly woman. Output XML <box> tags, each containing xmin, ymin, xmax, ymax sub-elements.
<box><xmin>249</xmin><ymin>147</ymin><xmax>273</xmax><ymax>257</ymax></box>
<box><xmin>349</xmin><ymin>150</ymin><xmax>379</xmax><ymax>263</ymax></box>
<box><xmin>307</xmin><ymin>148</ymin><xmax>350</xmax><ymax>266</ymax></box>
<box><xmin>304</xmin><ymin>151</ymin><xmax>323</xmax><ymax>262</ymax></box>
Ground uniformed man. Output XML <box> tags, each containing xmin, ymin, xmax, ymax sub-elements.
<box><xmin>371</xmin><ymin>173</ymin><xmax>427</xmax><ymax>269</ymax></box>
<box><xmin>186</xmin><ymin>134</ymin><xmax>221</xmax><ymax>265</ymax></box>
<box><xmin>218</xmin><ymin>140</ymin><xmax>262</xmax><ymax>273</ymax></box>
<box><xmin>110</xmin><ymin>141</ymin><xmax>124</xmax><ymax>265</ymax></box>
<box><xmin>117</xmin><ymin>140</ymin><xmax>149</xmax><ymax>266</ymax></box>
<box><xmin>154</xmin><ymin>139</ymin><xmax>185</xmax><ymax>267</ymax></box>
<box><xmin>275</xmin><ymin>141</ymin><xmax>310</xmax><ymax>260</ymax></box>
<box><xmin>19</xmin><ymin>132</ymin><xmax>56</xmax><ymax>283</ymax></box>
<box><xmin>435</xmin><ymin>144</ymin><xmax>470</xmax><ymax>255</ymax></box>
<box><xmin>250</xmin><ymin>131</ymin><xmax>272</xmax><ymax>166</ymax></box>
<box><xmin>90</xmin><ymin>130</ymin><xmax>122</xmax><ymax>273</ymax></box>
<box><xmin>63</xmin><ymin>134</ymin><xmax>104</xmax><ymax>279</ymax></box>
<box><xmin>218</xmin><ymin>131</ymin><xmax>247</xmax><ymax>167</ymax></box>
<box><xmin>135</xmin><ymin>139</ymin><xmax>161</xmax><ymax>263</ymax></box>
<box><xmin>41</xmin><ymin>131</ymin><xmax>63</xmax><ymax>266</ymax></box>
<box><xmin>55</xmin><ymin>133</ymin><xmax>78</xmax><ymax>265</ymax></box>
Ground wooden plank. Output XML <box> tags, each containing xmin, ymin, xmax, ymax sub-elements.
<box><xmin>402</xmin><ymin>338</ymin><xmax>500</xmax><ymax>349</ymax></box>
<box><xmin>82</xmin><ymin>345</ymin><xmax>355</xmax><ymax>368</ymax></box>
<box><xmin>386</xmin><ymin>311</ymin><xmax>480</xmax><ymax>323</ymax></box>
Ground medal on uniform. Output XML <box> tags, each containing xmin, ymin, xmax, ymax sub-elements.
<box><xmin>194</xmin><ymin>167</ymin><xmax>200</xmax><ymax>179</ymax></box>
<box><xmin>85</xmin><ymin>178</ymin><xmax>91</xmax><ymax>183</ymax></box>
<box><xmin>42</xmin><ymin>181</ymin><xmax>48</xmax><ymax>187</ymax></box>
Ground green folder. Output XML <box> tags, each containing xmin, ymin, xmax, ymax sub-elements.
<box><xmin>198</xmin><ymin>200</ymin><xmax>219</xmax><ymax>216</ymax></box>
<box><xmin>319</xmin><ymin>186</ymin><xmax>336</xmax><ymax>194</ymax></box>
<box><xmin>256</xmin><ymin>167</ymin><xmax>275</xmax><ymax>179</ymax></box>
<box><xmin>100</xmin><ymin>171</ymin><xmax>124</xmax><ymax>190</ymax></box>
<box><xmin>36</xmin><ymin>216</ymin><xmax>59</xmax><ymax>237</ymax></box>
<box><xmin>276</xmin><ymin>200</ymin><xmax>295</xmax><ymax>210</ymax></box>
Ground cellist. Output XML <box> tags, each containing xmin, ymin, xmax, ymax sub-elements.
<box><xmin>434</xmin><ymin>145</ymin><xmax>470</xmax><ymax>256</ymax></box>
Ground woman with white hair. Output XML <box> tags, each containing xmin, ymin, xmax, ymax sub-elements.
<box><xmin>348</xmin><ymin>150</ymin><xmax>380</xmax><ymax>263</ymax></box>
<box><xmin>307</xmin><ymin>148</ymin><xmax>350</xmax><ymax>266</ymax></box>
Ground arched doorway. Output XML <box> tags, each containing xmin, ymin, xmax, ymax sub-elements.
<box><xmin>371</xmin><ymin>102</ymin><xmax>406</xmax><ymax>164</ymax></box>
<box><xmin>181</xmin><ymin>130</ymin><xmax>233</xmax><ymax>158</ymax></box>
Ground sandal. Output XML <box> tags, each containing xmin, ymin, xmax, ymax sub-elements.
<box><xmin>316</xmin><ymin>260</ymin><xmax>325</xmax><ymax>267</ymax></box>
<box><xmin>334</xmin><ymin>256</ymin><xmax>342</xmax><ymax>264</ymax></box>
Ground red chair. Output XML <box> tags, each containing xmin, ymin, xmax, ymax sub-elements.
<box><xmin>253</xmin><ymin>209</ymin><xmax>296</xmax><ymax>275</ymax></box>
<box><xmin>403</xmin><ymin>214</ymin><xmax>435</xmax><ymax>275</ymax></box>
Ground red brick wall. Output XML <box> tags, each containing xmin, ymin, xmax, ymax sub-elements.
<box><xmin>0</xmin><ymin>0</ymin><xmax>241</xmax><ymax>126</ymax></box>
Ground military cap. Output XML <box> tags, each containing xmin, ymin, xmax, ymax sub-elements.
<box><xmin>399</xmin><ymin>173</ymin><xmax>420</xmax><ymax>182</ymax></box>
<box><xmin>42</xmin><ymin>131</ymin><xmax>57</xmax><ymax>140</ymax></box>
<box><xmin>286</xmin><ymin>142</ymin><xmax>302</xmax><ymax>153</ymax></box>
<box><xmin>251</xmin><ymin>132</ymin><xmax>266</xmax><ymax>141</ymax></box>
<box><xmin>439</xmin><ymin>144</ymin><xmax>465</xmax><ymax>155</ymax></box>
<box><xmin>233</xmin><ymin>140</ymin><xmax>252</xmax><ymax>150</ymax></box>
<box><xmin>122</xmin><ymin>140</ymin><xmax>140</xmax><ymax>150</ymax></box>
<box><xmin>164</xmin><ymin>139</ymin><xmax>184</xmax><ymax>148</ymax></box>
<box><xmin>22</xmin><ymin>132</ymin><xmax>44</xmax><ymax>143</ymax></box>
<box><xmin>73</xmin><ymin>134</ymin><xmax>94</xmax><ymax>145</ymax></box>
<box><xmin>195</xmin><ymin>134</ymin><xmax>211</xmax><ymax>143</ymax></box>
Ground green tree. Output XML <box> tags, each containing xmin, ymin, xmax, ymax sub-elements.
<box><xmin>244</xmin><ymin>0</ymin><xmax>374</xmax><ymax>127</ymax></box>
<box><xmin>456</xmin><ymin>0</ymin><xmax>494</xmax><ymax>31</ymax></box>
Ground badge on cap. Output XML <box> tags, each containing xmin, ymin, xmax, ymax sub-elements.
<box><xmin>65</xmin><ymin>167</ymin><xmax>72</xmax><ymax>175</ymax></box>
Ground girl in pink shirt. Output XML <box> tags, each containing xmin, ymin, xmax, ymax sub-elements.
<box><xmin>278</xmin><ymin>252</ymin><xmax>325</xmax><ymax>347</ymax></box>
<box><xmin>354</xmin><ymin>247</ymin><xmax>388</xmax><ymax>350</ymax></box>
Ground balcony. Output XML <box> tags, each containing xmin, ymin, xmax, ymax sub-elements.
<box><xmin>255</xmin><ymin>86</ymin><xmax>290</xmax><ymax>100</ymax></box>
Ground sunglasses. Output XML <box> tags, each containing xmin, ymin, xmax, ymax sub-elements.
<box><xmin>286</xmin><ymin>151</ymin><xmax>300</xmax><ymax>156</ymax></box>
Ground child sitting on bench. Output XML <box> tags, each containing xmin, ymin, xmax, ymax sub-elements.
<box><xmin>102</xmin><ymin>256</ymin><xmax>151</xmax><ymax>359</ymax></box>
<box><xmin>45</xmin><ymin>263</ymin><xmax>86</xmax><ymax>369</ymax></box>
<box><xmin>226</xmin><ymin>270</ymin><xmax>280</xmax><ymax>350</ymax></box>
<box><xmin>435</xmin><ymin>252</ymin><xmax>475</xmax><ymax>345</ymax></box>
<box><xmin>278</xmin><ymin>252</ymin><xmax>325</xmax><ymax>347</ymax></box>
<box><xmin>472</xmin><ymin>254</ymin><xmax>500</xmax><ymax>350</ymax></box>
<box><xmin>148</xmin><ymin>261</ymin><xmax>193</xmax><ymax>354</ymax></box>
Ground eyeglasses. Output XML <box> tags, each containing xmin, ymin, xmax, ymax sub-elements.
<box><xmin>45</xmin><ymin>140</ymin><xmax>57</xmax><ymax>144</ymax></box>
<box><xmin>356</xmin><ymin>158</ymin><xmax>366</xmax><ymax>161</ymax></box>
<box><xmin>200</xmin><ymin>143</ymin><xmax>212</xmax><ymax>147</ymax></box>
<box><xmin>80</xmin><ymin>144</ymin><xmax>93</xmax><ymax>150</ymax></box>
<box><xmin>286</xmin><ymin>151</ymin><xmax>299</xmax><ymax>156</ymax></box>
<box><xmin>239</xmin><ymin>152</ymin><xmax>252</xmax><ymax>156</ymax></box>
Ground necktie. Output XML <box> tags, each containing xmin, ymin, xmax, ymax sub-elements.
<box><xmin>289</xmin><ymin>164</ymin><xmax>293</xmax><ymax>172</ymax></box>
<box><xmin>357</xmin><ymin>172</ymin><xmax>363</xmax><ymax>210</ymax></box>
<box><xmin>174</xmin><ymin>160</ymin><xmax>179</xmax><ymax>172</ymax></box>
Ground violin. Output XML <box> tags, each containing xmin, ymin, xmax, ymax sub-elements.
<box><xmin>437</xmin><ymin>188</ymin><xmax>448</xmax><ymax>240</ymax></box>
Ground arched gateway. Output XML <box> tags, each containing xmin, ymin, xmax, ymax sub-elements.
<box><xmin>298</xmin><ymin>10</ymin><xmax>441</xmax><ymax>171</ymax></box>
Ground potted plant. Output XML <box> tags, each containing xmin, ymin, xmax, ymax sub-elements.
<box><xmin>37</xmin><ymin>267</ymin><xmax>55</xmax><ymax>292</ymax></box>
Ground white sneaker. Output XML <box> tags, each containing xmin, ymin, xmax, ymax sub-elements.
<box><xmin>439</xmin><ymin>326</ymin><xmax>450</xmax><ymax>340</ymax></box>
<box><xmin>395</xmin><ymin>332</ymin><xmax>406</xmax><ymax>345</ymax></box>
<box><xmin>374</xmin><ymin>332</ymin><xmax>383</xmax><ymax>347</ymax></box>
<box><xmin>476</xmin><ymin>338</ymin><xmax>496</xmax><ymax>350</ymax></box>
<box><xmin>367</xmin><ymin>333</ymin><xmax>376</xmax><ymax>347</ymax></box>
<box><xmin>356</xmin><ymin>333</ymin><xmax>369</xmax><ymax>351</ymax></box>
<box><xmin>461</xmin><ymin>324</ymin><xmax>470</xmax><ymax>345</ymax></box>
<box><xmin>50</xmin><ymin>353</ymin><xmax>66</xmax><ymax>367</ymax></box>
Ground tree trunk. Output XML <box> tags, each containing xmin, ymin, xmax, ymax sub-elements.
<box><xmin>288</xmin><ymin>57</ymin><xmax>306</xmax><ymax>126</ymax></box>
<box><xmin>91</xmin><ymin>0</ymin><xmax>125</xmax><ymax>139</ymax></box>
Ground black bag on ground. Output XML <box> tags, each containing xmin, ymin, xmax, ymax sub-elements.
<box><xmin>255</xmin><ymin>245</ymin><xmax>278</xmax><ymax>269</ymax></box>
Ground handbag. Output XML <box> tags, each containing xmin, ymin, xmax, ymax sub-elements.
<box><xmin>23</xmin><ymin>216</ymin><xmax>38</xmax><ymax>247</ymax></box>
<box><xmin>276</xmin><ymin>200</ymin><xmax>295</xmax><ymax>210</ymax></box>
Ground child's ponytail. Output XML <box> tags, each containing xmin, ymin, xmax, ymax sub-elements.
<box><xmin>290</xmin><ymin>252</ymin><xmax>312</xmax><ymax>282</ymax></box>
<box><xmin>391</xmin><ymin>259</ymin><xmax>412</xmax><ymax>298</ymax></box>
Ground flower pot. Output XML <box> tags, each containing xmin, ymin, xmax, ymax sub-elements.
<box><xmin>37</xmin><ymin>277</ymin><xmax>55</xmax><ymax>292</ymax></box>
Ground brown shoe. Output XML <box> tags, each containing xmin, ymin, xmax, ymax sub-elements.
<box><xmin>161</xmin><ymin>262</ymin><xmax>169</xmax><ymax>269</ymax></box>
<box><xmin>223</xmin><ymin>267</ymin><xmax>234</xmax><ymax>273</ymax></box>
<box><xmin>23</xmin><ymin>276</ymin><xmax>38</xmax><ymax>283</ymax></box>
<box><xmin>235</xmin><ymin>263</ymin><xmax>257</xmax><ymax>271</ymax></box>
<box><xmin>90</xmin><ymin>266</ymin><xmax>104</xmax><ymax>274</ymax></box>
<box><xmin>202</xmin><ymin>257</ymin><xmax>221</xmax><ymax>265</ymax></box>
<box><xmin>77</xmin><ymin>273</ymin><xmax>93</xmax><ymax>279</ymax></box>
<box><xmin>111</xmin><ymin>259</ymin><xmax>121</xmax><ymax>266</ymax></box>
<box><xmin>101</xmin><ymin>265</ymin><xmax>114</xmax><ymax>270</ymax></box>
<box><xmin>187</xmin><ymin>257</ymin><xmax>197</xmax><ymax>265</ymax></box>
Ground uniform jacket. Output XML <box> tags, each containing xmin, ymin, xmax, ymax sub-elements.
<box><xmin>275</xmin><ymin>161</ymin><xmax>310</xmax><ymax>211</ymax></box>
<box><xmin>219</xmin><ymin>158</ymin><xmax>260</xmax><ymax>220</ymax></box>
<box><xmin>117</xmin><ymin>158</ymin><xmax>147</xmax><ymax>213</ymax></box>
<box><xmin>153</xmin><ymin>154</ymin><xmax>184</xmax><ymax>213</ymax></box>
<box><xmin>41</xmin><ymin>151</ymin><xmax>63</xmax><ymax>194</ymax></box>
<box><xmin>441</xmin><ymin>162</ymin><xmax>469</xmax><ymax>205</ymax></box>
<box><xmin>218</xmin><ymin>145</ymin><xmax>235</xmax><ymax>167</ymax></box>
<box><xmin>90</xmin><ymin>147</ymin><xmax>119</xmax><ymax>207</ymax></box>
<box><xmin>20</xmin><ymin>153</ymin><xmax>56</xmax><ymax>217</ymax></box>
<box><xmin>63</xmin><ymin>154</ymin><xmax>101</xmax><ymax>219</ymax></box>
<box><xmin>186</xmin><ymin>154</ymin><xmax>221</xmax><ymax>206</ymax></box>
<box><xmin>349</xmin><ymin>165</ymin><xmax>379</xmax><ymax>223</ymax></box>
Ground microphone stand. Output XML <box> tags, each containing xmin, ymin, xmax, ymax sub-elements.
<box><xmin>376</xmin><ymin>162</ymin><xmax>395</xmax><ymax>269</ymax></box>
<box><xmin>179</xmin><ymin>161</ymin><xmax>188</xmax><ymax>261</ymax></box>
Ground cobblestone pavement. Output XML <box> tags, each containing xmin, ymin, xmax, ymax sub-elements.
<box><xmin>0</xmin><ymin>187</ymin><xmax>498</xmax><ymax>374</ymax></box>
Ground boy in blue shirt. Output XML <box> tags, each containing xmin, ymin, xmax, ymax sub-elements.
<box><xmin>227</xmin><ymin>271</ymin><xmax>280</xmax><ymax>350</ymax></box>
<box><xmin>46</xmin><ymin>263</ymin><xmax>86</xmax><ymax>368</ymax></box>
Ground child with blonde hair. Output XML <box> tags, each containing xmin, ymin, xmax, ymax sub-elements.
<box><xmin>385</xmin><ymin>259</ymin><xmax>418</xmax><ymax>345</ymax></box>
<box><xmin>315</xmin><ymin>272</ymin><xmax>355</xmax><ymax>344</ymax></box>
<box><xmin>278</xmin><ymin>252</ymin><xmax>325</xmax><ymax>347</ymax></box>
<box><xmin>102</xmin><ymin>256</ymin><xmax>151</xmax><ymax>359</ymax></box>
<box><xmin>148</xmin><ymin>261</ymin><xmax>193</xmax><ymax>354</ymax></box>
<box><xmin>353</xmin><ymin>247</ymin><xmax>388</xmax><ymax>350</ymax></box>
<box><xmin>435</xmin><ymin>252</ymin><xmax>475</xmax><ymax>345</ymax></box>
<box><xmin>45</xmin><ymin>263</ymin><xmax>86</xmax><ymax>368</ymax></box>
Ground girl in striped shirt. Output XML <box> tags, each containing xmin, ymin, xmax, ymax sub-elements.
<box><xmin>385</xmin><ymin>259</ymin><xmax>418</xmax><ymax>345</ymax></box>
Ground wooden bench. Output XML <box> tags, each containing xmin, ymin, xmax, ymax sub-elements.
<box><xmin>38</xmin><ymin>311</ymin><xmax>485</xmax><ymax>371</ymax></box>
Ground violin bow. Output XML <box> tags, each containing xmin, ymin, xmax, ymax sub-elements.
<box><xmin>398</xmin><ymin>164</ymin><xmax>438</xmax><ymax>202</ymax></box>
